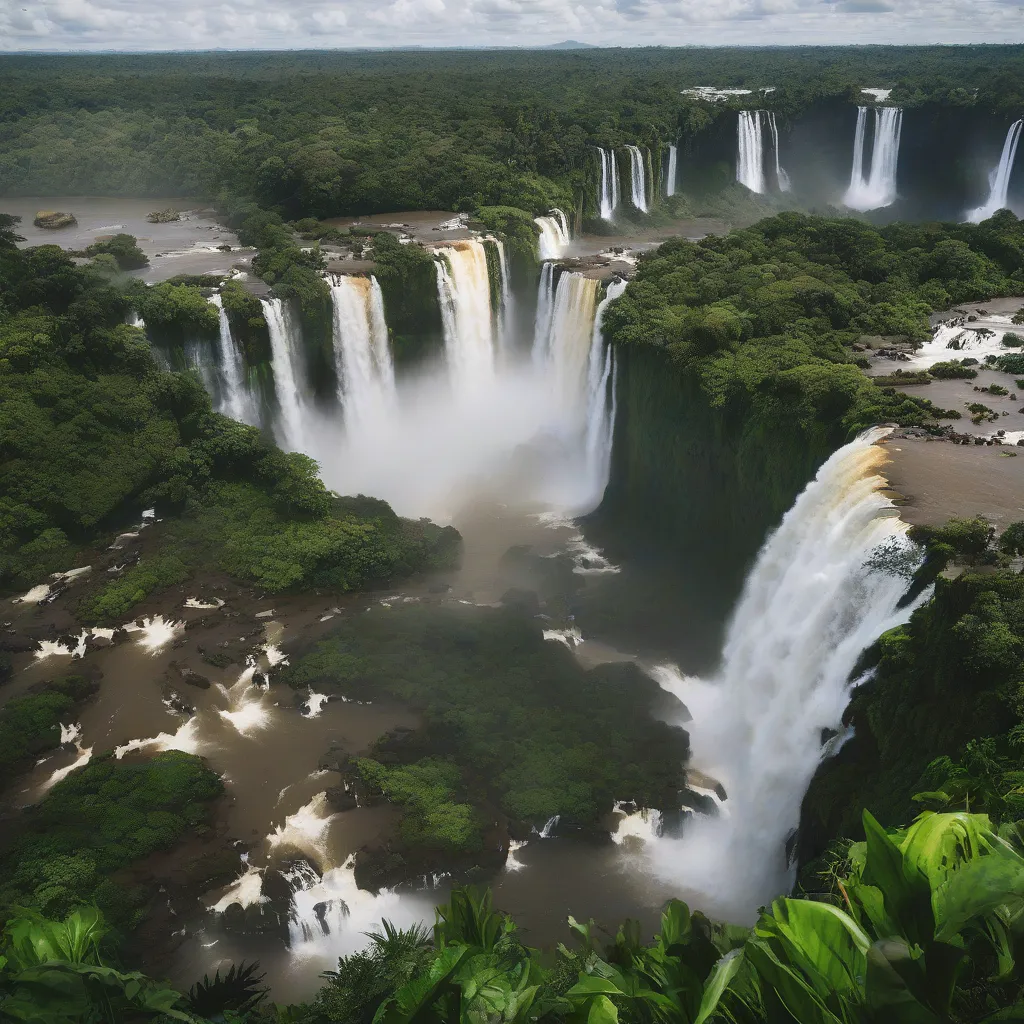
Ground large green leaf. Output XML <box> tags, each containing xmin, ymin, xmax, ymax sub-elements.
<box><xmin>864</xmin><ymin>940</ymin><xmax>940</xmax><ymax>1024</ymax></box>
<box><xmin>743</xmin><ymin>940</ymin><xmax>845</xmax><ymax>1024</ymax></box>
<box><xmin>374</xmin><ymin>944</ymin><xmax>472</xmax><ymax>1024</ymax></box>
<box><xmin>934</xmin><ymin>846</ymin><xmax>1024</xmax><ymax>942</ymax></box>
<box><xmin>694</xmin><ymin>951</ymin><xmax>744</xmax><ymax>1024</ymax></box>
<box><xmin>899</xmin><ymin>811</ymin><xmax>999</xmax><ymax>888</ymax></box>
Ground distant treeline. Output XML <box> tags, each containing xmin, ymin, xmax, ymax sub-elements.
<box><xmin>0</xmin><ymin>46</ymin><xmax>1022</xmax><ymax>216</ymax></box>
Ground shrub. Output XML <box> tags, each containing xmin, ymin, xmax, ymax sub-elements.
<box><xmin>85</xmin><ymin>233</ymin><xmax>149</xmax><ymax>271</ymax></box>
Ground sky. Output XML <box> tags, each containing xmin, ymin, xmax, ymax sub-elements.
<box><xmin>1</xmin><ymin>0</ymin><xmax>1023</xmax><ymax>52</ymax></box>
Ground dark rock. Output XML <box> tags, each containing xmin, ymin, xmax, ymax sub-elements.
<box><xmin>500</xmin><ymin>588</ymin><xmax>541</xmax><ymax>616</ymax></box>
<box><xmin>0</xmin><ymin>634</ymin><xmax>37</xmax><ymax>653</ymax></box>
<box><xmin>325</xmin><ymin>786</ymin><xmax>358</xmax><ymax>812</ymax></box>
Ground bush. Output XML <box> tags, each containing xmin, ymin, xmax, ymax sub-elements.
<box><xmin>78</xmin><ymin>553</ymin><xmax>190</xmax><ymax>623</ymax></box>
<box><xmin>85</xmin><ymin>233</ymin><xmax>149</xmax><ymax>271</ymax></box>
<box><xmin>929</xmin><ymin>360</ymin><xmax>978</xmax><ymax>379</ymax></box>
<box><xmin>1003</xmin><ymin>331</ymin><xmax>1024</xmax><ymax>347</ymax></box>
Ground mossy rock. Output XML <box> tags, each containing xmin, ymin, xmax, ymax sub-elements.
<box><xmin>33</xmin><ymin>210</ymin><xmax>77</xmax><ymax>229</ymax></box>
<box><xmin>147</xmin><ymin>209</ymin><xmax>181</xmax><ymax>224</ymax></box>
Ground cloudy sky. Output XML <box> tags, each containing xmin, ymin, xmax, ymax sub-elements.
<box><xmin>1</xmin><ymin>0</ymin><xmax>1022</xmax><ymax>51</ymax></box>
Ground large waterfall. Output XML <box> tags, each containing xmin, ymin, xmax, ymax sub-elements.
<box><xmin>647</xmin><ymin>428</ymin><xmax>922</xmax><ymax>922</ymax></box>
<box><xmin>665</xmin><ymin>143</ymin><xmax>678</xmax><ymax>197</ymax></box>
<box><xmin>209</xmin><ymin>294</ymin><xmax>259</xmax><ymax>426</ymax></box>
<box><xmin>736</xmin><ymin>111</ymin><xmax>766</xmax><ymax>193</ymax></box>
<box><xmin>329</xmin><ymin>274</ymin><xmax>396</xmax><ymax>432</ymax></box>
<box><xmin>966</xmin><ymin>119</ymin><xmax>1023</xmax><ymax>223</ymax></box>
<box><xmin>844</xmin><ymin>106</ymin><xmax>903</xmax><ymax>211</ymax></box>
<box><xmin>625</xmin><ymin>145</ymin><xmax>649</xmax><ymax>213</ymax></box>
<box><xmin>534</xmin><ymin>209</ymin><xmax>571</xmax><ymax>260</ymax></box>
<box><xmin>596</xmin><ymin>147</ymin><xmax>620</xmax><ymax>220</ymax></box>
<box><xmin>262</xmin><ymin>297</ymin><xmax>308</xmax><ymax>452</ymax></box>
<box><xmin>434</xmin><ymin>240</ymin><xmax>498</xmax><ymax>384</ymax></box>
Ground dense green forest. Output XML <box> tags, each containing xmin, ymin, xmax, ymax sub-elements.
<box><xmin>1</xmin><ymin>47</ymin><xmax>1023</xmax><ymax>216</ymax></box>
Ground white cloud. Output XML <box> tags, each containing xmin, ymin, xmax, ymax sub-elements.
<box><xmin>0</xmin><ymin>0</ymin><xmax>1020</xmax><ymax>49</ymax></box>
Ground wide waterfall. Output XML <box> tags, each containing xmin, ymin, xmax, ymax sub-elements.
<box><xmin>596</xmin><ymin>147</ymin><xmax>620</xmax><ymax>220</ymax></box>
<box><xmin>736</xmin><ymin>111</ymin><xmax>766</xmax><ymax>193</ymax></box>
<box><xmin>625</xmin><ymin>145</ymin><xmax>649</xmax><ymax>213</ymax></box>
<box><xmin>767</xmin><ymin>111</ymin><xmax>790</xmax><ymax>192</ymax></box>
<box><xmin>844</xmin><ymin>106</ymin><xmax>903</xmax><ymax>211</ymax></box>
<box><xmin>665</xmin><ymin>143</ymin><xmax>678</xmax><ymax>197</ymax></box>
<box><xmin>262</xmin><ymin>297</ymin><xmax>308</xmax><ymax>452</ymax></box>
<box><xmin>534</xmin><ymin>209</ymin><xmax>571</xmax><ymax>260</ymax></box>
<box><xmin>434</xmin><ymin>240</ymin><xmax>498</xmax><ymax>384</ymax></box>
<box><xmin>966</xmin><ymin>119</ymin><xmax>1023</xmax><ymax>223</ymax></box>
<box><xmin>329</xmin><ymin>274</ymin><xmax>396</xmax><ymax>432</ymax></box>
<box><xmin>647</xmin><ymin>428</ymin><xmax>922</xmax><ymax>922</ymax></box>
<box><xmin>209</xmin><ymin>294</ymin><xmax>258</xmax><ymax>426</ymax></box>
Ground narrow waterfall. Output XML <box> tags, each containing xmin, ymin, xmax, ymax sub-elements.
<box><xmin>625</xmin><ymin>145</ymin><xmax>649</xmax><ymax>213</ymax></box>
<box><xmin>665</xmin><ymin>143</ymin><xmax>678</xmax><ymax>197</ymax></box>
<box><xmin>261</xmin><ymin>297</ymin><xmax>307</xmax><ymax>451</ymax></box>
<box><xmin>534</xmin><ymin>208</ymin><xmax>571</xmax><ymax>260</ymax></box>
<box><xmin>533</xmin><ymin>262</ymin><xmax>556</xmax><ymax>365</ymax></box>
<box><xmin>584</xmin><ymin>278</ymin><xmax>627</xmax><ymax>505</ymax></box>
<box><xmin>736</xmin><ymin>111</ymin><xmax>766</xmax><ymax>193</ymax></box>
<box><xmin>648</xmin><ymin>428</ymin><xmax>922</xmax><ymax>922</ymax></box>
<box><xmin>844</xmin><ymin>106</ymin><xmax>903</xmax><ymax>211</ymax></box>
<box><xmin>182</xmin><ymin>337</ymin><xmax>219</xmax><ymax>399</ymax></box>
<box><xmin>767</xmin><ymin>112</ymin><xmax>790</xmax><ymax>192</ymax></box>
<box><xmin>209</xmin><ymin>294</ymin><xmax>258</xmax><ymax>426</ymax></box>
<box><xmin>433</xmin><ymin>240</ymin><xmax>497</xmax><ymax>385</ymax></box>
<box><xmin>330</xmin><ymin>274</ymin><xmax>396</xmax><ymax>433</ymax></box>
<box><xmin>966</xmin><ymin>119</ymin><xmax>1023</xmax><ymax>223</ymax></box>
<box><xmin>596</xmin><ymin>147</ymin><xmax>619</xmax><ymax>220</ymax></box>
<box><xmin>493</xmin><ymin>236</ymin><xmax>514</xmax><ymax>346</ymax></box>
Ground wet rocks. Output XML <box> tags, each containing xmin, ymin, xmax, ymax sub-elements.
<box><xmin>168</xmin><ymin>660</ymin><xmax>211</xmax><ymax>690</ymax></box>
<box><xmin>33</xmin><ymin>210</ymin><xmax>77</xmax><ymax>229</ymax></box>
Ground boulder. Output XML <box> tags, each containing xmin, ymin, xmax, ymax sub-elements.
<box><xmin>33</xmin><ymin>210</ymin><xmax>77</xmax><ymax>229</ymax></box>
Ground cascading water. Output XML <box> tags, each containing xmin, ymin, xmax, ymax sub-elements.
<box><xmin>767</xmin><ymin>111</ymin><xmax>790</xmax><ymax>192</ymax></box>
<box><xmin>646</xmin><ymin>428</ymin><xmax>923</xmax><ymax>922</ymax></box>
<box><xmin>596</xmin><ymin>147</ymin><xmax>620</xmax><ymax>220</ymax></box>
<box><xmin>209</xmin><ymin>293</ymin><xmax>259</xmax><ymax>426</ymax></box>
<box><xmin>665</xmin><ymin>143</ymin><xmax>678</xmax><ymax>197</ymax></box>
<box><xmin>262</xmin><ymin>297</ymin><xmax>308</xmax><ymax>452</ymax></box>
<box><xmin>625</xmin><ymin>145</ymin><xmax>649</xmax><ymax>213</ymax></box>
<box><xmin>736</xmin><ymin>111</ymin><xmax>766</xmax><ymax>194</ymax></box>
<box><xmin>534</xmin><ymin>209</ymin><xmax>571</xmax><ymax>260</ymax></box>
<box><xmin>584</xmin><ymin>279</ymin><xmax>627</xmax><ymax>504</ymax></box>
<box><xmin>966</xmin><ymin>119</ymin><xmax>1024</xmax><ymax>223</ymax></box>
<box><xmin>844</xmin><ymin>106</ymin><xmax>903</xmax><ymax>211</ymax></box>
<box><xmin>329</xmin><ymin>274</ymin><xmax>397</xmax><ymax>433</ymax></box>
<box><xmin>533</xmin><ymin>262</ymin><xmax>556</xmax><ymax>365</ymax></box>
<box><xmin>493</xmin><ymin>237</ymin><xmax>514</xmax><ymax>346</ymax></box>
<box><xmin>433</xmin><ymin>240</ymin><xmax>498</xmax><ymax>385</ymax></box>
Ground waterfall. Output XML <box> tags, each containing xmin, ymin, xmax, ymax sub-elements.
<box><xmin>625</xmin><ymin>145</ymin><xmax>649</xmax><ymax>213</ymax></box>
<box><xmin>596</xmin><ymin>147</ymin><xmax>619</xmax><ymax>220</ymax></box>
<box><xmin>493</xmin><ymin>236</ymin><xmax>514</xmax><ymax>347</ymax></box>
<box><xmin>182</xmin><ymin>336</ymin><xmax>219</xmax><ymax>399</ymax></box>
<box><xmin>433</xmin><ymin>240</ymin><xmax>497</xmax><ymax>385</ymax></box>
<box><xmin>584</xmin><ymin>278</ymin><xmax>627</xmax><ymax>504</ymax></box>
<box><xmin>844</xmin><ymin>106</ymin><xmax>903</xmax><ymax>211</ymax></box>
<box><xmin>262</xmin><ymin>297</ymin><xmax>307</xmax><ymax>451</ymax></box>
<box><xmin>329</xmin><ymin>274</ymin><xmax>396</xmax><ymax>433</ymax></box>
<box><xmin>767</xmin><ymin>112</ymin><xmax>790</xmax><ymax>192</ymax></box>
<box><xmin>647</xmin><ymin>428</ymin><xmax>922</xmax><ymax>922</ymax></box>
<box><xmin>736</xmin><ymin>111</ymin><xmax>766</xmax><ymax>193</ymax></box>
<box><xmin>534</xmin><ymin>208</ymin><xmax>571</xmax><ymax>260</ymax></box>
<box><xmin>532</xmin><ymin>271</ymin><xmax>600</xmax><ymax>422</ymax></box>
<box><xmin>966</xmin><ymin>119</ymin><xmax>1023</xmax><ymax>223</ymax></box>
<box><xmin>665</xmin><ymin>143</ymin><xmax>678</xmax><ymax>197</ymax></box>
<box><xmin>209</xmin><ymin>294</ymin><xmax>258</xmax><ymax>426</ymax></box>
<box><xmin>533</xmin><ymin>262</ymin><xmax>556</xmax><ymax>367</ymax></box>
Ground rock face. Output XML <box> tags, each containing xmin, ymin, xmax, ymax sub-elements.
<box><xmin>147</xmin><ymin>209</ymin><xmax>181</xmax><ymax>223</ymax></box>
<box><xmin>33</xmin><ymin>210</ymin><xmax>77</xmax><ymax>229</ymax></box>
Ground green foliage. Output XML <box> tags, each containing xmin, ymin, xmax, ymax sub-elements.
<box><xmin>280</xmin><ymin>606</ymin><xmax>687</xmax><ymax>837</ymax></box>
<box><xmin>135</xmin><ymin>281</ymin><xmax>218</xmax><ymax>337</ymax></box>
<box><xmin>186</xmin><ymin>961</ymin><xmax>268</xmax><ymax>1019</ymax></box>
<box><xmin>1002</xmin><ymin>331</ymin><xmax>1024</xmax><ymax>347</ymax></box>
<box><xmin>996</xmin><ymin>352</ymin><xmax>1024</xmax><ymax>375</ymax></box>
<box><xmin>606</xmin><ymin>213</ymin><xmax>1022</xmax><ymax>440</ymax></box>
<box><xmin>929</xmin><ymin>359</ymin><xmax>978</xmax><ymax>379</ymax></box>
<box><xmin>84</xmin><ymin>233</ymin><xmax>149</xmax><ymax>271</ymax></box>
<box><xmin>0</xmin><ymin>675</ymin><xmax>97</xmax><ymax>788</ymax></box>
<box><xmin>77</xmin><ymin>553</ymin><xmax>191</xmax><ymax>622</ymax></box>
<box><xmin>475</xmin><ymin>206</ymin><xmax>539</xmax><ymax>261</ymax></box>
<box><xmin>0</xmin><ymin>751</ymin><xmax>223</xmax><ymax>926</ymax></box>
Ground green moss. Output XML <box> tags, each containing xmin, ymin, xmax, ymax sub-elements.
<box><xmin>78</xmin><ymin>553</ymin><xmax>191</xmax><ymax>623</ymax></box>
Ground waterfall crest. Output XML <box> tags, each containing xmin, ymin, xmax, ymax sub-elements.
<box><xmin>262</xmin><ymin>297</ymin><xmax>307</xmax><ymax>452</ymax></box>
<box><xmin>665</xmin><ymin>143</ymin><xmax>678</xmax><ymax>197</ymax></box>
<box><xmin>966</xmin><ymin>119</ymin><xmax>1023</xmax><ymax>223</ymax></box>
<box><xmin>596</xmin><ymin>147</ymin><xmax>620</xmax><ymax>220</ymax></box>
<box><xmin>330</xmin><ymin>274</ymin><xmax>396</xmax><ymax>433</ymax></box>
<box><xmin>844</xmin><ymin>106</ymin><xmax>903</xmax><ymax>211</ymax></box>
<box><xmin>434</xmin><ymin>240</ymin><xmax>498</xmax><ymax>385</ymax></box>
<box><xmin>647</xmin><ymin>428</ymin><xmax>922</xmax><ymax>922</ymax></box>
<box><xmin>625</xmin><ymin>145</ymin><xmax>649</xmax><ymax>213</ymax></box>
<box><xmin>534</xmin><ymin>209</ymin><xmax>571</xmax><ymax>260</ymax></box>
<box><xmin>736</xmin><ymin>111</ymin><xmax>765</xmax><ymax>193</ymax></box>
<box><xmin>210</xmin><ymin>294</ymin><xmax>258</xmax><ymax>426</ymax></box>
